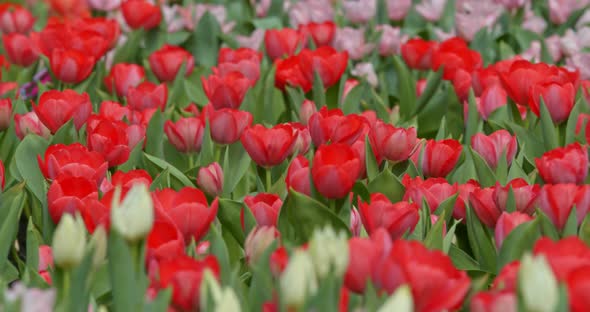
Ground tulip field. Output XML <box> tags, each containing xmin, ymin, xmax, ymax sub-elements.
<box><xmin>4</xmin><ymin>0</ymin><xmax>590</xmax><ymax>311</ymax></box>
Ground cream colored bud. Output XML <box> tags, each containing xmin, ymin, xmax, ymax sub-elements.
<box><xmin>308</xmin><ymin>226</ymin><xmax>349</xmax><ymax>278</ymax></box>
<box><xmin>111</xmin><ymin>184</ymin><xmax>154</xmax><ymax>242</ymax></box>
<box><xmin>280</xmin><ymin>250</ymin><xmax>317</xmax><ymax>307</ymax></box>
<box><xmin>519</xmin><ymin>253</ymin><xmax>558</xmax><ymax>312</ymax></box>
<box><xmin>88</xmin><ymin>226</ymin><xmax>107</xmax><ymax>268</ymax></box>
<box><xmin>377</xmin><ymin>285</ymin><xmax>414</xmax><ymax>312</ymax></box>
<box><xmin>52</xmin><ymin>214</ymin><xmax>86</xmax><ymax>269</ymax></box>
<box><xmin>200</xmin><ymin>269</ymin><xmax>241</xmax><ymax>312</ymax></box>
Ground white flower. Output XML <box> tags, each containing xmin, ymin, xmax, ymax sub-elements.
<box><xmin>52</xmin><ymin>214</ymin><xmax>86</xmax><ymax>269</ymax></box>
<box><xmin>111</xmin><ymin>184</ymin><xmax>154</xmax><ymax>243</ymax></box>
<box><xmin>378</xmin><ymin>285</ymin><xmax>414</xmax><ymax>312</ymax></box>
<box><xmin>308</xmin><ymin>226</ymin><xmax>349</xmax><ymax>278</ymax></box>
<box><xmin>280</xmin><ymin>250</ymin><xmax>318</xmax><ymax>307</ymax></box>
<box><xmin>519</xmin><ymin>253</ymin><xmax>558</xmax><ymax>312</ymax></box>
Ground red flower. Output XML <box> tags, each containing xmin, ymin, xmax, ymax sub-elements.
<box><xmin>298</xmin><ymin>21</ymin><xmax>336</xmax><ymax>47</ymax></box>
<box><xmin>243</xmin><ymin>193</ymin><xmax>282</xmax><ymax>227</ymax></box>
<box><xmin>204</xmin><ymin>107</ymin><xmax>252</xmax><ymax>145</ymax></box>
<box><xmin>86</xmin><ymin>117</ymin><xmax>131</xmax><ymax>167</ymax></box>
<box><xmin>476</xmin><ymin>85</ymin><xmax>508</xmax><ymax>120</ymax></box>
<box><xmin>14</xmin><ymin>112</ymin><xmax>51</xmax><ymax>140</ymax></box>
<box><xmin>0</xmin><ymin>98</ymin><xmax>11</xmax><ymax>131</ymax></box>
<box><xmin>290</xmin><ymin>122</ymin><xmax>311</xmax><ymax>155</ymax></box>
<box><xmin>275</xmin><ymin>55</ymin><xmax>312</xmax><ymax>92</ymax></box>
<box><xmin>401</xmin><ymin>38</ymin><xmax>438</xmax><ymax>70</ymax></box>
<box><xmin>201</xmin><ymin>72</ymin><xmax>251</xmax><ymax>110</ymax></box>
<box><xmin>218</xmin><ymin>47</ymin><xmax>262</xmax><ymax>65</ymax></box>
<box><xmin>537</xmin><ymin>184</ymin><xmax>579</xmax><ymax>231</ymax></box>
<box><xmin>286</xmin><ymin>155</ymin><xmax>311</xmax><ymax>196</ymax></box>
<box><xmin>566</xmin><ymin>266</ymin><xmax>590</xmax><ymax>312</ymax></box>
<box><xmin>499</xmin><ymin>60</ymin><xmax>552</xmax><ymax>106</ymax></box>
<box><xmin>431</xmin><ymin>37</ymin><xmax>483</xmax><ymax>80</ymax></box>
<box><xmin>104</xmin><ymin>63</ymin><xmax>146</xmax><ymax>97</ymax></box>
<box><xmin>308</xmin><ymin>107</ymin><xmax>365</xmax><ymax>146</ymax></box>
<box><xmin>369</xmin><ymin>120</ymin><xmax>418</xmax><ymax>164</ymax></box>
<box><xmin>2</xmin><ymin>33</ymin><xmax>39</xmax><ymax>67</ymax></box>
<box><xmin>311</xmin><ymin>143</ymin><xmax>361</xmax><ymax>199</ymax></box>
<box><xmin>146</xmin><ymin>209</ymin><xmax>185</xmax><ymax>262</ymax></box>
<box><xmin>49</xmin><ymin>48</ymin><xmax>95</xmax><ymax>84</ymax></box>
<box><xmin>270</xmin><ymin>247</ymin><xmax>289</xmax><ymax>276</ymax></box>
<box><xmin>359</xmin><ymin>193</ymin><xmax>419</xmax><ymax>240</ymax></box>
<box><xmin>470</xmin><ymin>291</ymin><xmax>517</xmax><ymax>312</ymax></box>
<box><xmin>493</xmin><ymin>178</ymin><xmax>539</xmax><ymax>215</ymax></box>
<box><xmin>345</xmin><ymin>236</ymin><xmax>378</xmax><ymax>293</ymax></box>
<box><xmin>454</xmin><ymin>180</ymin><xmax>481</xmax><ymax>220</ymax></box>
<box><xmin>403</xmin><ymin>176</ymin><xmax>458</xmax><ymax>212</ymax></box>
<box><xmin>38</xmin><ymin>143</ymin><xmax>108</xmax><ymax>184</ymax></box>
<box><xmin>153</xmin><ymin>187</ymin><xmax>218</xmax><ymax>244</ymax></box>
<box><xmin>419</xmin><ymin>139</ymin><xmax>463</xmax><ymax>178</ymax></box>
<box><xmin>164</xmin><ymin>117</ymin><xmax>205</xmax><ymax>153</ymax></box>
<box><xmin>0</xmin><ymin>4</ymin><xmax>34</xmax><ymax>34</ymax></box>
<box><xmin>149</xmin><ymin>44</ymin><xmax>194</xmax><ymax>82</ymax></box>
<box><xmin>121</xmin><ymin>0</ymin><xmax>162</xmax><ymax>30</ymax></box>
<box><xmin>264</xmin><ymin>28</ymin><xmax>304</xmax><ymax>61</ymax></box>
<box><xmin>533</xmin><ymin>237</ymin><xmax>590</xmax><ymax>281</ymax></box>
<box><xmin>212</xmin><ymin>60</ymin><xmax>260</xmax><ymax>84</ymax></box>
<box><xmin>298</xmin><ymin>46</ymin><xmax>348</xmax><ymax>89</ymax></box>
<box><xmin>101</xmin><ymin>169</ymin><xmax>152</xmax><ymax>193</ymax></box>
<box><xmin>71</xmin><ymin>17</ymin><xmax>120</xmax><ymax>50</ymax></box>
<box><xmin>156</xmin><ymin>255</ymin><xmax>220</xmax><ymax>311</ymax></box>
<box><xmin>47</xmin><ymin>175</ymin><xmax>98</xmax><ymax>224</ymax></box>
<box><xmin>529</xmin><ymin>81</ymin><xmax>576</xmax><ymax>124</ymax></box>
<box><xmin>196</xmin><ymin>162</ymin><xmax>224</xmax><ymax>197</ymax></box>
<box><xmin>535</xmin><ymin>143</ymin><xmax>589</xmax><ymax>184</ymax></box>
<box><xmin>471</xmin><ymin>129</ymin><xmax>518</xmax><ymax>170</ymax></box>
<box><xmin>469</xmin><ymin>187</ymin><xmax>502</xmax><ymax>228</ymax></box>
<box><xmin>33</xmin><ymin>89</ymin><xmax>93</xmax><ymax>133</ymax></box>
<box><xmin>494</xmin><ymin>211</ymin><xmax>534</xmax><ymax>249</ymax></box>
<box><xmin>241</xmin><ymin>124</ymin><xmax>297</xmax><ymax>167</ymax></box>
<box><xmin>126</xmin><ymin>81</ymin><xmax>168</xmax><ymax>112</ymax></box>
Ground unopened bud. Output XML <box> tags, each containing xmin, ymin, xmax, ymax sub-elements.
<box><xmin>52</xmin><ymin>214</ymin><xmax>86</xmax><ymax>269</ymax></box>
<box><xmin>197</xmin><ymin>162</ymin><xmax>224</xmax><ymax>197</ymax></box>
<box><xmin>308</xmin><ymin>226</ymin><xmax>349</xmax><ymax>278</ymax></box>
<box><xmin>111</xmin><ymin>184</ymin><xmax>154</xmax><ymax>242</ymax></box>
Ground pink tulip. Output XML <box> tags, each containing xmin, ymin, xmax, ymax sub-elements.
<box><xmin>471</xmin><ymin>130</ymin><xmax>518</xmax><ymax>170</ymax></box>
<box><xmin>386</xmin><ymin>0</ymin><xmax>412</xmax><ymax>21</ymax></box>
<box><xmin>197</xmin><ymin>162</ymin><xmax>224</xmax><ymax>197</ymax></box>
<box><xmin>495</xmin><ymin>212</ymin><xmax>534</xmax><ymax>249</ymax></box>
<box><xmin>416</xmin><ymin>0</ymin><xmax>448</xmax><ymax>22</ymax></box>
<box><xmin>342</xmin><ymin>0</ymin><xmax>376</xmax><ymax>24</ymax></box>
<box><xmin>332</xmin><ymin>27</ymin><xmax>373</xmax><ymax>60</ymax></box>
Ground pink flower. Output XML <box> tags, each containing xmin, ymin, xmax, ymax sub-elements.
<box><xmin>342</xmin><ymin>0</ymin><xmax>376</xmax><ymax>24</ymax></box>
<box><xmin>87</xmin><ymin>0</ymin><xmax>121</xmax><ymax>11</ymax></box>
<box><xmin>236</xmin><ymin>29</ymin><xmax>265</xmax><ymax>50</ymax></box>
<box><xmin>288</xmin><ymin>0</ymin><xmax>334</xmax><ymax>27</ymax></box>
<box><xmin>522</xmin><ymin>9</ymin><xmax>547</xmax><ymax>34</ymax></box>
<box><xmin>416</xmin><ymin>0</ymin><xmax>448</xmax><ymax>22</ymax></box>
<box><xmin>493</xmin><ymin>0</ymin><xmax>528</xmax><ymax>9</ymax></box>
<box><xmin>567</xmin><ymin>53</ymin><xmax>590</xmax><ymax>80</ymax></box>
<box><xmin>376</xmin><ymin>25</ymin><xmax>405</xmax><ymax>56</ymax></box>
<box><xmin>332</xmin><ymin>27</ymin><xmax>373</xmax><ymax>60</ymax></box>
<box><xmin>455</xmin><ymin>0</ymin><xmax>503</xmax><ymax>41</ymax></box>
<box><xmin>178</xmin><ymin>4</ymin><xmax>235</xmax><ymax>33</ymax></box>
<box><xmin>545</xmin><ymin>35</ymin><xmax>563</xmax><ymax>62</ymax></box>
<box><xmin>387</xmin><ymin>0</ymin><xmax>412</xmax><ymax>20</ymax></box>
<box><xmin>351</xmin><ymin>63</ymin><xmax>378</xmax><ymax>88</ymax></box>
<box><xmin>250</xmin><ymin>0</ymin><xmax>271</xmax><ymax>17</ymax></box>
<box><xmin>549</xmin><ymin>0</ymin><xmax>586</xmax><ymax>25</ymax></box>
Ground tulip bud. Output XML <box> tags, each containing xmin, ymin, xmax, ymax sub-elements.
<box><xmin>299</xmin><ymin>100</ymin><xmax>317</xmax><ymax>126</ymax></box>
<box><xmin>308</xmin><ymin>226</ymin><xmax>349</xmax><ymax>279</ymax></box>
<box><xmin>88</xmin><ymin>226</ymin><xmax>107</xmax><ymax>268</ymax></box>
<box><xmin>52</xmin><ymin>214</ymin><xmax>87</xmax><ymax>269</ymax></box>
<box><xmin>111</xmin><ymin>184</ymin><xmax>154</xmax><ymax>242</ymax></box>
<box><xmin>280</xmin><ymin>250</ymin><xmax>318</xmax><ymax>308</ymax></box>
<box><xmin>245</xmin><ymin>226</ymin><xmax>280</xmax><ymax>267</ymax></box>
<box><xmin>200</xmin><ymin>269</ymin><xmax>241</xmax><ymax>312</ymax></box>
<box><xmin>197</xmin><ymin>162</ymin><xmax>224</xmax><ymax>197</ymax></box>
<box><xmin>377</xmin><ymin>285</ymin><xmax>414</xmax><ymax>312</ymax></box>
<box><xmin>519</xmin><ymin>254</ymin><xmax>558</xmax><ymax>312</ymax></box>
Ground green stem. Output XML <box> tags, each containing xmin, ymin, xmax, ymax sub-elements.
<box><xmin>62</xmin><ymin>269</ymin><xmax>71</xmax><ymax>303</ymax></box>
<box><xmin>266</xmin><ymin>169</ymin><xmax>272</xmax><ymax>192</ymax></box>
<box><xmin>329</xmin><ymin>200</ymin><xmax>336</xmax><ymax>212</ymax></box>
<box><xmin>215</xmin><ymin>145</ymin><xmax>222</xmax><ymax>163</ymax></box>
<box><xmin>189</xmin><ymin>153</ymin><xmax>196</xmax><ymax>169</ymax></box>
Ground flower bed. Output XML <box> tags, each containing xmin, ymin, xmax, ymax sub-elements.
<box><xmin>1</xmin><ymin>0</ymin><xmax>590</xmax><ymax>311</ymax></box>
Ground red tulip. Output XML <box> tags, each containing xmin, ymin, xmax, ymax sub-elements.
<box><xmin>537</xmin><ymin>184</ymin><xmax>578</xmax><ymax>231</ymax></box>
<box><xmin>201</xmin><ymin>72</ymin><xmax>252</xmax><ymax>110</ymax></box>
<box><xmin>204</xmin><ymin>107</ymin><xmax>252</xmax><ymax>145</ymax></box>
<box><xmin>101</xmin><ymin>169</ymin><xmax>152</xmax><ymax>193</ymax></box>
<box><xmin>493</xmin><ymin>178</ymin><xmax>539</xmax><ymax>215</ymax></box>
<box><xmin>47</xmin><ymin>175</ymin><xmax>98</xmax><ymax>224</ymax></box>
<box><xmin>289</xmin><ymin>122</ymin><xmax>311</xmax><ymax>155</ymax></box>
<box><xmin>164</xmin><ymin>117</ymin><xmax>204</xmax><ymax>153</ymax></box>
<box><xmin>499</xmin><ymin>60</ymin><xmax>554</xmax><ymax>107</ymax></box>
<box><xmin>241</xmin><ymin>124</ymin><xmax>297</xmax><ymax>167</ymax></box>
<box><xmin>469</xmin><ymin>187</ymin><xmax>502</xmax><ymax>228</ymax></box>
<box><xmin>244</xmin><ymin>193</ymin><xmax>282</xmax><ymax>227</ymax></box>
<box><xmin>431</xmin><ymin>37</ymin><xmax>483</xmax><ymax>80</ymax></box>
<box><xmin>153</xmin><ymin>187</ymin><xmax>218</xmax><ymax>244</ymax></box>
<box><xmin>298</xmin><ymin>21</ymin><xmax>336</xmax><ymax>47</ymax></box>
<box><xmin>576</xmin><ymin>113</ymin><xmax>590</xmax><ymax>136</ymax></box>
<box><xmin>121</xmin><ymin>0</ymin><xmax>162</xmax><ymax>30</ymax></box>
<box><xmin>533</xmin><ymin>237</ymin><xmax>590</xmax><ymax>281</ymax></box>
<box><xmin>196</xmin><ymin>162</ymin><xmax>224</xmax><ymax>197</ymax></box>
<box><xmin>149</xmin><ymin>45</ymin><xmax>194</xmax><ymax>82</ymax></box>
<box><xmin>477</xmin><ymin>85</ymin><xmax>508</xmax><ymax>120</ymax></box>
<box><xmin>286</xmin><ymin>155</ymin><xmax>311</xmax><ymax>196</ymax></box>
<box><xmin>126</xmin><ymin>81</ymin><xmax>168</xmax><ymax>112</ymax></box>
<box><xmin>311</xmin><ymin>143</ymin><xmax>361</xmax><ymax>199</ymax></box>
<box><xmin>156</xmin><ymin>255</ymin><xmax>220</xmax><ymax>311</ymax></box>
<box><xmin>2</xmin><ymin>33</ymin><xmax>39</xmax><ymax>67</ymax></box>
<box><xmin>308</xmin><ymin>107</ymin><xmax>365</xmax><ymax>146</ymax></box>
<box><xmin>345</xmin><ymin>237</ymin><xmax>378</xmax><ymax>293</ymax></box>
<box><xmin>529</xmin><ymin>82</ymin><xmax>576</xmax><ymax>124</ymax></box>
<box><xmin>212</xmin><ymin>60</ymin><xmax>260</xmax><ymax>84</ymax></box>
<box><xmin>146</xmin><ymin>210</ymin><xmax>185</xmax><ymax>262</ymax></box>
<box><xmin>566</xmin><ymin>266</ymin><xmax>590</xmax><ymax>312</ymax></box>
<box><xmin>33</xmin><ymin>89</ymin><xmax>93</xmax><ymax>133</ymax></box>
<box><xmin>49</xmin><ymin>48</ymin><xmax>95</xmax><ymax>84</ymax></box>
<box><xmin>218</xmin><ymin>47</ymin><xmax>262</xmax><ymax>65</ymax></box>
<box><xmin>471</xmin><ymin>130</ymin><xmax>518</xmax><ymax>170</ymax></box>
<box><xmin>38</xmin><ymin>143</ymin><xmax>108</xmax><ymax>184</ymax></box>
<box><xmin>0</xmin><ymin>98</ymin><xmax>11</xmax><ymax>131</ymax></box>
<box><xmin>491</xmin><ymin>260</ymin><xmax>520</xmax><ymax>292</ymax></box>
<box><xmin>369</xmin><ymin>120</ymin><xmax>418</xmax><ymax>164</ymax></box>
<box><xmin>275</xmin><ymin>54</ymin><xmax>312</xmax><ymax>92</ymax></box>
<box><xmin>454</xmin><ymin>180</ymin><xmax>481</xmax><ymax>220</ymax></box>
<box><xmin>575</xmin><ymin>185</ymin><xmax>590</xmax><ymax>225</ymax></box>
<box><xmin>97</xmin><ymin>101</ymin><xmax>130</xmax><ymax>122</ymax></box>
<box><xmin>470</xmin><ymin>291</ymin><xmax>517</xmax><ymax>312</ymax></box>
<box><xmin>299</xmin><ymin>99</ymin><xmax>317</xmax><ymax>125</ymax></box>
<box><xmin>494</xmin><ymin>211</ymin><xmax>534</xmax><ymax>249</ymax></box>
<box><xmin>71</xmin><ymin>17</ymin><xmax>120</xmax><ymax>50</ymax></box>
<box><xmin>104</xmin><ymin>63</ymin><xmax>146</xmax><ymax>97</ymax></box>
<box><xmin>264</xmin><ymin>28</ymin><xmax>304</xmax><ymax>61</ymax></box>
<box><xmin>0</xmin><ymin>3</ymin><xmax>34</xmax><ymax>34</ymax></box>
<box><xmin>535</xmin><ymin>143</ymin><xmax>589</xmax><ymax>184</ymax></box>
<box><xmin>419</xmin><ymin>139</ymin><xmax>463</xmax><ymax>178</ymax></box>
<box><xmin>14</xmin><ymin>112</ymin><xmax>51</xmax><ymax>140</ymax></box>
<box><xmin>86</xmin><ymin>117</ymin><xmax>130</xmax><ymax>167</ymax></box>
<box><xmin>359</xmin><ymin>193</ymin><xmax>419</xmax><ymax>240</ymax></box>
<box><xmin>403</xmin><ymin>176</ymin><xmax>458</xmax><ymax>212</ymax></box>
<box><xmin>401</xmin><ymin>38</ymin><xmax>438</xmax><ymax>70</ymax></box>
<box><xmin>298</xmin><ymin>46</ymin><xmax>348</xmax><ymax>89</ymax></box>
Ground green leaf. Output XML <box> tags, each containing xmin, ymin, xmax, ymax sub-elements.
<box><xmin>145</xmin><ymin>110</ymin><xmax>165</xmax><ymax>159</ymax></box>
<box><xmin>537</xmin><ymin>209</ymin><xmax>560</xmax><ymax>240</ymax></box>
<box><xmin>199</xmin><ymin>121</ymin><xmax>215</xmax><ymax>166</ymax></box>
<box><xmin>578</xmin><ymin>212</ymin><xmax>590</xmax><ymax>247</ymax></box>
<box><xmin>222</xmin><ymin>143</ymin><xmax>252</xmax><ymax>197</ymax></box>
<box><xmin>392</xmin><ymin>55</ymin><xmax>416</xmax><ymax>120</ymax></box>
<box><xmin>469</xmin><ymin>147</ymin><xmax>498</xmax><ymax>187</ymax></box>
<box><xmin>562</xmin><ymin>206</ymin><xmax>579</xmax><ymax>237</ymax></box>
<box><xmin>118</xmin><ymin>139</ymin><xmax>145</xmax><ymax>172</ymax></box>
<box><xmin>166</xmin><ymin>62</ymin><xmax>188</xmax><ymax>109</ymax></box>
<box><xmin>341</xmin><ymin>83</ymin><xmax>365</xmax><ymax>114</ymax></box>
<box><xmin>443</xmin><ymin>220</ymin><xmax>460</xmax><ymax>254</ymax></box>
<box><xmin>367</xmin><ymin>169</ymin><xmax>405</xmax><ymax>203</ymax></box>
<box><xmin>433</xmin><ymin>193</ymin><xmax>458</xmax><ymax>225</ymax></box>
<box><xmin>0</xmin><ymin>184</ymin><xmax>25</xmax><ymax>278</ymax></box>
<box><xmin>217</xmin><ymin>199</ymin><xmax>256</xmax><ymax>245</ymax></box>
<box><xmin>113</xmin><ymin>29</ymin><xmax>144</xmax><ymax>64</ymax></box>
<box><xmin>14</xmin><ymin>135</ymin><xmax>49</xmax><ymax>205</ymax></box>
<box><xmin>364</xmin><ymin>136</ymin><xmax>380</xmax><ymax>182</ymax></box>
<box><xmin>144</xmin><ymin>153</ymin><xmax>194</xmax><ymax>189</ymax></box>
<box><xmin>278</xmin><ymin>189</ymin><xmax>350</xmax><ymax>245</ymax></box>
<box><xmin>435</xmin><ymin>116</ymin><xmax>447</xmax><ymax>140</ymax></box>
<box><xmin>187</xmin><ymin>12</ymin><xmax>221</xmax><ymax>67</ymax></box>
<box><xmin>248</xmin><ymin>241</ymin><xmax>278</xmax><ymax>311</ymax></box>
<box><xmin>184</xmin><ymin>79</ymin><xmax>209</xmax><ymax>106</ymax></box>
<box><xmin>50</xmin><ymin>119</ymin><xmax>77</xmax><ymax>145</ymax></box>
<box><xmin>26</xmin><ymin>218</ymin><xmax>42</xmax><ymax>270</ymax></box>
<box><xmin>209</xmin><ymin>224</ymin><xmax>231</xmax><ymax>283</ymax></box>
<box><xmin>107</xmin><ymin>231</ymin><xmax>143</xmax><ymax>312</ymax></box>
<box><xmin>449</xmin><ymin>244</ymin><xmax>480</xmax><ymax>272</ymax></box>
<box><xmin>256</xmin><ymin>66</ymin><xmax>277</xmax><ymax>124</ymax></box>
<box><xmin>424</xmin><ymin>210</ymin><xmax>447</xmax><ymax>251</ymax></box>
<box><xmin>144</xmin><ymin>288</ymin><xmax>172</xmax><ymax>312</ymax></box>
<box><xmin>497</xmin><ymin>219</ymin><xmax>539</xmax><ymax>270</ymax></box>
<box><xmin>312</xmin><ymin>70</ymin><xmax>326</xmax><ymax>108</ymax></box>
<box><xmin>466</xmin><ymin>206</ymin><xmax>497</xmax><ymax>273</ymax></box>
<box><xmin>465</xmin><ymin>89</ymin><xmax>481</xmax><ymax>145</ymax></box>
<box><xmin>414</xmin><ymin>68</ymin><xmax>443</xmax><ymax>115</ymax></box>
<box><xmin>539</xmin><ymin>97</ymin><xmax>559</xmax><ymax>151</ymax></box>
